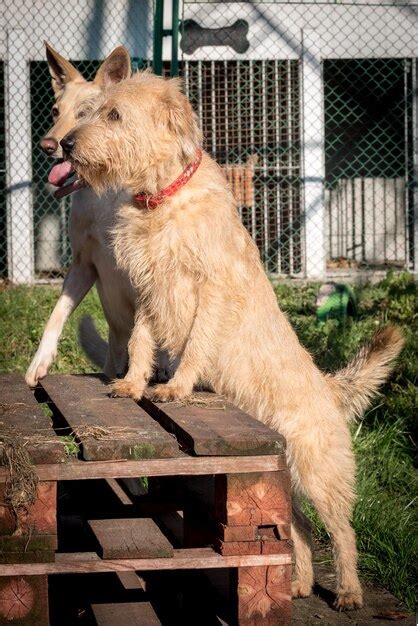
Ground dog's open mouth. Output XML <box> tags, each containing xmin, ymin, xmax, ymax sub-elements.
<box><xmin>48</xmin><ymin>159</ymin><xmax>86</xmax><ymax>199</ymax></box>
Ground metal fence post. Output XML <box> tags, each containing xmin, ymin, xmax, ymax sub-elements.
<box><xmin>171</xmin><ymin>0</ymin><xmax>180</xmax><ymax>77</ymax></box>
<box><xmin>413</xmin><ymin>58</ymin><xmax>418</xmax><ymax>276</ymax></box>
<box><xmin>5</xmin><ymin>29</ymin><xmax>34</xmax><ymax>284</ymax></box>
<box><xmin>302</xmin><ymin>30</ymin><xmax>326</xmax><ymax>279</ymax></box>
<box><xmin>153</xmin><ymin>0</ymin><xmax>164</xmax><ymax>76</ymax></box>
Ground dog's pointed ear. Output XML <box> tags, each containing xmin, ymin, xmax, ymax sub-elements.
<box><xmin>44</xmin><ymin>42</ymin><xmax>84</xmax><ymax>95</ymax></box>
<box><xmin>94</xmin><ymin>46</ymin><xmax>131</xmax><ymax>88</ymax></box>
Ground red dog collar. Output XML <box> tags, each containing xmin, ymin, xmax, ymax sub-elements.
<box><xmin>134</xmin><ymin>149</ymin><xmax>203</xmax><ymax>209</ymax></box>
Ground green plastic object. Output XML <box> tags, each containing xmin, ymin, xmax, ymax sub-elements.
<box><xmin>316</xmin><ymin>282</ymin><xmax>357</xmax><ymax>324</ymax></box>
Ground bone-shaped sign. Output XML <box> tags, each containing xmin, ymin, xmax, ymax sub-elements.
<box><xmin>180</xmin><ymin>19</ymin><xmax>250</xmax><ymax>55</ymax></box>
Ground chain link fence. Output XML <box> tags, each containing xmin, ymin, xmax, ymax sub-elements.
<box><xmin>0</xmin><ymin>0</ymin><xmax>417</xmax><ymax>282</ymax></box>
<box><xmin>0</xmin><ymin>0</ymin><xmax>154</xmax><ymax>284</ymax></box>
<box><xmin>180</xmin><ymin>1</ymin><xmax>417</xmax><ymax>279</ymax></box>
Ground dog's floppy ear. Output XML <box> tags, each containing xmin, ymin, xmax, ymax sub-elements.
<box><xmin>163</xmin><ymin>82</ymin><xmax>202</xmax><ymax>164</ymax></box>
<box><xmin>94</xmin><ymin>46</ymin><xmax>131</xmax><ymax>88</ymax></box>
<box><xmin>44</xmin><ymin>42</ymin><xmax>83</xmax><ymax>95</ymax></box>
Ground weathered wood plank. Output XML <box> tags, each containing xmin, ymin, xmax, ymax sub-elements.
<box><xmin>218</xmin><ymin>524</ymin><xmax>257</xmax><ymax>543</ymax></box>
<box><xmin>0</xmin><ymin>551</ymin><xmax>55</xmax><ymax>565</ymax></box>
<box><xmin>0</xmin><ymin>455</ymin><xmax>284</xmax><ymax>483</ymax></box>
<box><xmin>0</xmin><ymin>535</ymin><xmax>57</xmax><ymax>555</ymax></box>
<box><xmin>215</xmin><ymin>538</ymin><xmax>292</xmax><ymax>558</ymax></box>
<box><xmin>92</xmin><ymin>602</ymin><xmax>161</xmax><ymax>626</ymax></box>
<box><xmin>105</xmin><ymin>479</ymin><xmax>134</xmax><ymax>506</ymax></box>
<box><xmin>261</xmin><ymin>539</ymin><xmax>293</xmax><ymax>556</ymax></box>
<box><xmin>140</xmin><ymin>393</ymin><xmax>286</xmax><ymax>456</ymax></box>
<box><xmin>0</xmin><ymin>549</ymin><xmax>292</xmax><ymax>575</ymax></box>
<box><xmin>116</xmin><ymin>571</ymin><xmax>145</xmax><ymax>591</ymax></box>
<box><xmin>0</xmin><ymin>481</ymin><xmax>57</xmax><ymax>563</ymax></box>
<box><xmin>215</xmin><ymin>540</ymin><xmax>261</xmax><ymax>556</ymax></box>
<box><xmin>41</xmin><ymin>375</ymin><xmax>181</xmax><ymax>461</ymax></box>
<box><xmin>215</xmin><ymin>471</ymin><xmax>291</xmax><ymax>527</ymax></box>
<box><xmin>0</xmin><ymin>575</ymin><xmax>49</xmax><ymax>624</ymax></box>
<box><xmin>231</xmin><ymin>564</ymin><xmax>292</xmax><ymax>625</ymax></box>
<box><xmin>258</xmin><ymin>524</ymin><xmax>291</xmax><ymax>542</ymax></box>
<box><xmin>0</xmin><ymin>374</ymin><xmax>64</xmax><ymax>464</ymax></box>
<box><xmin>0</xmin><ymin>481</ymin><xmax>56</xmax><ymax>536</ymax></box>
<box><xmin>89</xmin><ymin>518</ymin><xmax>174</xmax><ymax>560</ymax></box>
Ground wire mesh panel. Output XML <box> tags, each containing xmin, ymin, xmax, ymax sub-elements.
<box><xmin>181</xmin><ymin>0</ymin><xmax>418</xmax><ymax>278</ymax></box>
<box><xmin>30</xmin><ymin>60</ymin><xmax>100</xmax><ymax>277</ymax></box>
<box><xmin>1</xmin><ymin>0</ymin><xmax>154</xmax><ymax>283</ymax></box>
<box><xmin>0</xmin><ymin>62</ymin><xmax>6</xmax><ymax>278</ymax></box>
<box><xmin>183</xmin><ymin>59</ymin><xmax>302</xmax><ymax>275</ymax></box>
<box><xmin>324</xmin><ymin>58</ymin><xmax>414</xmax><ymax>270</ymax></box>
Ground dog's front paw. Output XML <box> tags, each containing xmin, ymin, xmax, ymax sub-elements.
<box><xmin>149</xmin><ymin>382</ymin><xmax>191</xmax><ymax>403</ymax></box>
<box><xmin>291</xmin><ymin>579</ymin><xmax>312</xmax><ymax>599</ymax></box>
<box><xmin>25</xmin><ymin>351</ymin><xmax>55</xmax><ymax>387</ymax></box>
<box><xmin>109</xmin><ymin>378</ymin><xmax>145</xmax><ymax>401</ymax></box>
<box><xmin>334</xmin><ymin>590</ymin><xmax>363</xmax><ymax>611</ymax></box>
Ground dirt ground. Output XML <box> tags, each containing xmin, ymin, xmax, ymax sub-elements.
<box><xmin>293</xmin><ymin>557</ymin><xmax>415</xmax><ymax>625</ymax></box>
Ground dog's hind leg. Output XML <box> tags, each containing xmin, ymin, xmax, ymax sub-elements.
<box><xmin>292</xmin><ymin>437</ymin><xmax>363</xmax><ymax>611</ymax></box>
<box><xmin>291</xmin><ymin>501</ymin><xmax>314</xmax><ymax>599</ymax></box>
<box><xmin>315</xmin><ymin>498</ymin><xmax>362</xmax><ymax>610</ymax></box>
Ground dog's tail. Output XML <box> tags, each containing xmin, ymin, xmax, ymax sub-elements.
<box><xmin>78</xmin><ymin>315</ymin><xmax>108</xmax><ymax>370</ymax></box>
<box><xmin>330</xmin><ymin>326</ymin><xmax>404</xmax><ymax>420</ymax></box>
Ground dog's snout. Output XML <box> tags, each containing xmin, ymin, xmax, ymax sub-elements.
<box><xmin>60</xmin><ymin>135</ymin><xmax>76</xmax><ymax>155</ymax></box>
<box><xmin>40</xmin><ymin>137</ymin><xmax>58</xmax><ymax>156</ymax></box>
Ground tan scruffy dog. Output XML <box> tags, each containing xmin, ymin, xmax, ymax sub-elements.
<box><xmin>60</xmin><ymin>70</ymin><xmax>404</xmax><ymax>611</ymax></box>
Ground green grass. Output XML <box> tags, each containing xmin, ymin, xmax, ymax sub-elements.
<box><xmin>0</xmin><ymin>284</ymin><xmax>106</xmax><ymax>374</ymax></box>
<box><xmin>0</xmin><ymin>273</ymin><xmax>416</xmax><ymax>608</ymax></box>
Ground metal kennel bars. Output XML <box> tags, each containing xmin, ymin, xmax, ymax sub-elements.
<box><xmin>0</xmin><ymin>0</ymin><xmax>417</xmax><ymax>282</ymax></box>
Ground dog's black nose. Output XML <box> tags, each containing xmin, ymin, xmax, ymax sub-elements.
<box><xmin>40</xmin><ymin>137</ymin><xmax>58</xmax><ymax>156</ymax></box>
<box><xmin>60</xmin><ymin>135</ymin><xmax>76</xmax><ymax>155</ymax></box>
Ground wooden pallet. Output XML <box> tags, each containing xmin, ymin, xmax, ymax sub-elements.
<box><xmin>0</xmin><ymin>374</ymin><xmax>291</xmax><ymax>625</ymax></box>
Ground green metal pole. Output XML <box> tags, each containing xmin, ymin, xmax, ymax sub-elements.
<box><xmin>171</xmin><ymin>0</ymin><xmax>180</xmax><ymax>77</ymax></box>
<box><xmin>153</xmin><ymin>0</ymin><xmax>164</xmax><ymax>75</ymax></box>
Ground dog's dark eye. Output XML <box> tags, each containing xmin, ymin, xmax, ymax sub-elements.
<box><xmin>108</xmin><ymin>108</ymin><xmax>120</xmax><ymax>121</ymax></box>
<box><xmin>76</xmin><ymin>109</ymin><xmax>87</xmax><ymax>120</ymax></box>
<box><xmin>52</xmin><ymin>106</ymin><xmax>59</xmax><ymax>118</ymax></box>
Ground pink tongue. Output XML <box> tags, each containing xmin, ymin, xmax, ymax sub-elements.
<box><xmin>48</xmin><ymin>161</ymin><xmax>73</xmax><ymax>186</ymax></box>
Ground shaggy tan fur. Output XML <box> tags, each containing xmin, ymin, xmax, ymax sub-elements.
<box><xmin>25</xmin><ymin>46</ymin><xmax>175</xmax><ymax>389</ymax></box>
<box><xmin>63</xmin><ymin>71</ymin><xmax>404</xmax><ymax>610</ymax></box>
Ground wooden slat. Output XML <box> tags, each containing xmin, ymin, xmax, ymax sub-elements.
<box><xmin>0</xmin><ymin>375</ymin><xmax>64</xmax><ymax>464</ymax></box>
<box><xmin>140</xmin><ymin>393</ymin><xmax>286</xmax><ymax>456</ymax></box>
<box><xmin>218</xmin><ymin>524</ymin><xmax>257</xmax><ymax>543</ymax></box>
<box><xmin>116</xmin><ymin>571</ymin><xmax>145</xmax><ymax>591</ymax></box>
<box><xmin>215</xmin><ymin>471</ymin><xmax>291</xmax><ymax>527</ymax></box>
<box><xmin>0</xmin><ymin>575</ymin><xmax>49</xmax><ymax>625</ymax></box>
<box><xmin>0</xmin><ymin>481</ymin><xmax>57</xmax><ymax>536</ymax></box>
<box><xmin>215</xmin><ymin>538</ymin><xmax>292</xmax><ymax>558</ymax></box>
<box><xmin>233</xmin><ymin>564</ymin><xmax>292</xmax><ymax>624</ymax></box>
<box><xmin>0</xmin><ymin>548</ymin><xmax>292</xmax><ymax>575</ymax></box>
<box><xmin>89</xmin><ymin>518</ymin><xmax>174</xmax><ymax>559</ymax></box>
<box><xmin>157</xmin><ymin>511</ymin><xmax>184</xmax><ymax>546</ymax></box>
<box><xmin>41</xmin><ymin>375</ymin><xmax>181</xmax><ymax>461</ymax></box>
<box><xmin>0</xmin><ymin>454</ymin><xmax>284</xmax><ymax>483</ymax></box>
<box><xmin>105</xmin><ymin>479</ymin><xmax>134</xmax><ymax>506</ymax></box>
<box><xmin>92</xmin><ymin>602</ymin><xmax>161</xmax><ymax>626</ymax></box>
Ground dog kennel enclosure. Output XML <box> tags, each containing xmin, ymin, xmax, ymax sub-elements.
<box><xmin>0</xmin><ymin>0</ymin><xmax>417</xmax><ymax>282</ymax></box>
